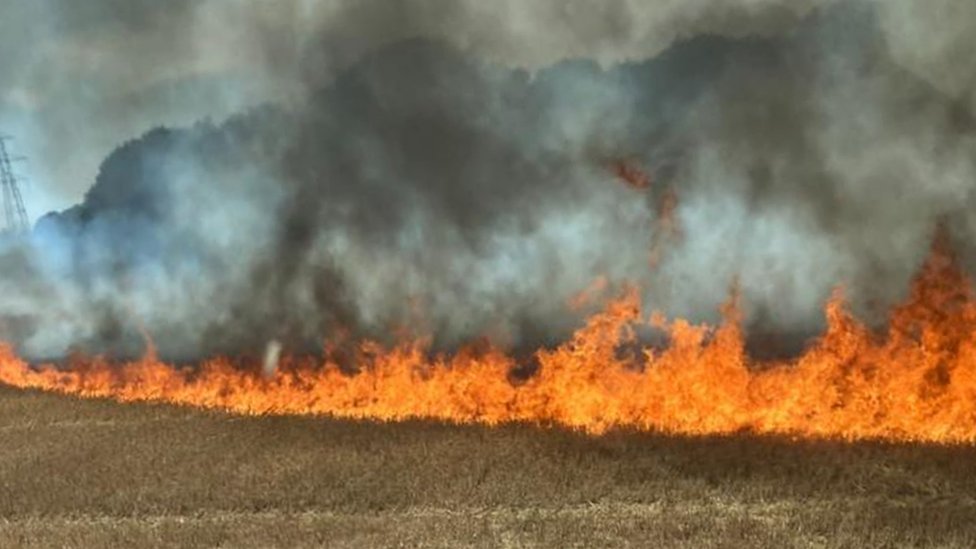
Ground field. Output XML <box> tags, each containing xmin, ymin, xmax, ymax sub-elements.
<box><xmin>1</xmin><ymin>385</ymin><xmax>975</xmax><ymax>548</ymax></box>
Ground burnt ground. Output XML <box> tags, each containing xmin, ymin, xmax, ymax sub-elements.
<box><xmin>0</xmin><ymin>385</ymin><xmax>974</xmax><ymax>548</ymax></box>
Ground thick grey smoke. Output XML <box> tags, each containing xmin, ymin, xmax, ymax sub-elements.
<box><xmin>1</xmin><ymin>0</ymin><xmax>976</xmax><ymax>359</ymax></box>
<box><xmin>1</xmin><ymin>0</ymin><xmax>829</xmax><ymax>214</ymax></box>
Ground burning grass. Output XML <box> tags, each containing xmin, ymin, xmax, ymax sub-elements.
<box><xmin>3</xmin><ymin>228</ymin><xmax>976</xmax><ymax>444</ymax></box>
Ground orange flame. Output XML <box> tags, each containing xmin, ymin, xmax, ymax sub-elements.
<box><xmin>2</xmin><ymin>228</ymin><xmax>976</xmax><ymax>444</ymax></box>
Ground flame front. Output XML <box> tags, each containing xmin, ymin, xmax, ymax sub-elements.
<box><xmin>3</xmin><ymin>230</ymin><xmax>976</xmax><ymax>444</ymax></box>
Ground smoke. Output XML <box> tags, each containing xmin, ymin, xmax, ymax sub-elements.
<box><xmin>2</xmin><ymin>0</ymin><xmax>976</xmax><ymax>359</ymax></box>
<box><xmin>1</xmin><ymin>0</ymin><xmax>829</xmax><ymax>213</ymax></box>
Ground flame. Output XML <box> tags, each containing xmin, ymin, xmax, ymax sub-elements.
<box><xmin>567</xmin><ymin>275</ymin><xmax>609</xmax><ymax>310</ymax></box>
<box><xmin>610</xmin><ymin>159</ymin><xmax>651</xmax><ymax>190</ymax></box>
<box><xmin>605</xmin><ymin>158</ymin><xmax>681</xmax><ymax>270</ymax></box>
<box><xmin>2</xmin><ymin>228</ymin><xmax>976</xmax><ymax>444</ymax></box>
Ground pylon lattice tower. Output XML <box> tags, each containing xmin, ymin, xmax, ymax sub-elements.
<box><xmin>0</xmin><ymin>136</ymin><xmax>30</xmax><ymax>235</ymax></box>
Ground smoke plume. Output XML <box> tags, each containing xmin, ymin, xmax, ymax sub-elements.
<box><xmin>2</xmin><ymin>0</ymin><xmax>976</xmax><ymax>360</ymax></box>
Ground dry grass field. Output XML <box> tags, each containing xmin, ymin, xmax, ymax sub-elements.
<box><xmin>1</xmin><ymin>385</ymin><xmax>975</xmax><ymax>548</ymax></box>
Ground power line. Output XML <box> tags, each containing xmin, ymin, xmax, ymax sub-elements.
<box><xmin>0</xmin><ymin>136</ymin><xmax>30</xmax><ymax>235</ymax></box>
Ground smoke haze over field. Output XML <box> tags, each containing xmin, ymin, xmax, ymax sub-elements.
<box><xmin>2</xmin><ymin>0</ymin><xmax>976</xmax><ymax>358</ymax></box>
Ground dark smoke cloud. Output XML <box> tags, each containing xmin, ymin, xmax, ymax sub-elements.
<box><xmin>1</xmin><ymin>0</ymin><xmax>827</xmax><ymax>214</ymax></box>
<box><xmin>1</xmin><ymin>0</ymin><xmax>976</xmax><ymax>359</ymax></box>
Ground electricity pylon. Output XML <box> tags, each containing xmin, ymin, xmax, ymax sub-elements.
<box><xmin>0</xmin><ymin>135</ymin><xmax>30</xmax><ymax>235</ymax></box>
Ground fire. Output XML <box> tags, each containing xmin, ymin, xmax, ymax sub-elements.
<box><xmin>610</xmin><ymin>159</ymin><xmax>651</xmax><ymax>190</ymax></box>
<box><xmin>2</xmin><ymin>228</ymin><xmax>976</xmax><ymax>444</ymax></box>
<box><xmin>605</xmin><ymin>158</ymin><xmax>681</xmax><ymax>270</ymax></box>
